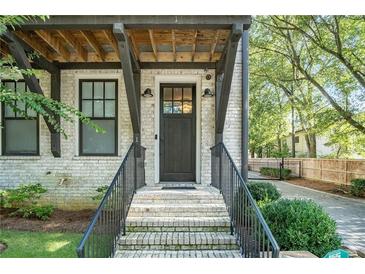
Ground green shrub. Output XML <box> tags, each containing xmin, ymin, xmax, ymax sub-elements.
<box><xmin>91</xmin><ymin>185</ymin><xmax>109</xmax><ymax>201</ymax></box>
<box><xmin>260</xmin><ymin>167</ymin><xmax>291</xmax><ymax>179</ymax></box>
<box><xmin>1</xmin><ymin>183</ymin><xmax>54</xmax><ymax>220</ymax></box>
<box><xmin>261</xmin><ymin>199</ymin><xmax>341</xmax><ymax>257</ymax></box>
<box><xmin>247</xmin><ymin>182</ymin><xmax>281</xmax><ymax>207</ymax></box>
<box><xmin>11</xmin><ymin>204</ymin><xmax>55</xmax><ymax>220</ymax></box>
<box><xmin>350</xmin><ymin>179</ymin><xmax>365</xmax><ymax>197</ymax></box>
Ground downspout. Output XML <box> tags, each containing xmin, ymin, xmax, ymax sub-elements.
<box><xmin>241</xmin><ymin>30</ymin><xmax>249</xmax><ymax>182</ymax></box>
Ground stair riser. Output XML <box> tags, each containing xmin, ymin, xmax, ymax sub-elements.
<box><xmin>118</xmin><ymin>244</ymin><xmax>238</xmax><ymax>251</ymax></box>
<box><xmin>133</xmin><ymin>195</ymin><xmax>222</xmax><ymax>200</ymax></box>
<box><xmin>128</xmin><ymin>212</ymin><xmax>229</xmax><ymax>217</ymax></box>
<box><xmin>132</xmin><ymin>200</ymin><xmax>225</xmax><ymax>204</ymax></box>
<box><xmin>129</xmin><ymin>206</ymin><xmax>227</xmax><ymax>213</ymax></box>
<box><xmin>127</xmin><ymin>226</ymin><xmax>230</xmax><ymax>232</ymax></box>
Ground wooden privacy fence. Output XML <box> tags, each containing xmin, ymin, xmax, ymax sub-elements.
<box><xmin>248</xmin><ymin>158</ymin><xmax>365</xmax><ymax>185</ymax></box>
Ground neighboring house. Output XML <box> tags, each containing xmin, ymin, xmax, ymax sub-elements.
<box><xmin>0</xmin><ymin>16</ymin><xmax>251</xmax><ymax>209</ymax></box>
<box><xmin>284</xmin><ymin>130</ymin><xmax>336</xmax><ymax>158</ymax></box>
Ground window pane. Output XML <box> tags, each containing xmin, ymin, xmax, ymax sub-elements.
<box><xmin>82</xmin><ymin>100</ymin><xmax>93</xmax><ymax>117</ymax></box>
<box><xmin>82</xmin><ymin>82</ymin><xmax>93</xmax><ymax>99</ymax></box>
<box><xmin>183</xmin><ymin>88</ymin><xmax>192</xmax><ymax>100</ymax></box>
<box><xmin>173</xmin><ymin>88</ymin><xmax>182</xmax><ymax>100</ymax></box>
<box><xmin>173</xmin><ymin>101</ymin><xmax>182</xmax><ymax>113</ymax></box>
<box><xmin>183</xmin><ymin>101</ymin><xmax>192</xmax><ymax>113</ymax></box>
<box><xmin>82</xmin><ymin>120</ymin><xmax>115</xmax><ymax>154</ymax></box>
<box><xmin>17</xmin><ymin>82</ymin><xmax>26</xmax><ymax>93</ymax></box>
<box><xmin>4</xmin><ymin>82</ymin><xmax>15</xmax><ymax>91</ymax></box>
<box><xmin>16</xmin><ymin>101</ymin><xmax>26</xmax><ymax>117</ymax></box>
<box><xmin>105</xmin><ymin>82</ymin><xmax>116</xmax><ymax>99</ymax></box>
<box><xmin>4</xmin><ymin>104</ymin><xmax>16</xmax><ymax>117</ymax></box>
<box><xmin>94</xmin><ymin>100</ymin><xmax>104</xmax><ymax>117</ymax></box>
<box><xmin>5</xmin><ymin>120</ymin><xmax>37</xmax><ymax>154</ymax></box>
<box><xmin>163</xmin><ymin>101</ymin><xmax>172</xmax><ymax>114</ymax></box>
<box><xmin>94</xmin><ymin>82</ymin><xmax>104</xmax><ymax>99</ymax></box>
<box><xmin>27</xmin><ymin>106</ymin><xmax>37</xmax><ymax>117</ymax></box>
<box><xmin>105</xmin><ymin>100</ymin><xmax>115</xmax><ymax>117</ymax></box>
<box><xmin>163</xmin><ymin>88</ymin><xmax>172</xmax><ymax>100</ymax></box>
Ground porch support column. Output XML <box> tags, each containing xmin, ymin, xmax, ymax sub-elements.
<box><xmin>3</xmin><ymin>31</ymin><xmax>61</xmax><ymax>157</ymax></box>
<box><xmin>215</xmin><ymin>24</ymin><xmax>242</xmax><ymax>143</ymax></box>
<box><xmin>241</xmin><ymin>30</ymin><xmax>249</xmax><ymax>181</ymax></box>
<box><xmin>113</xmin><ymin>23</ymin><xmax>141</xmax><ymax>141</ymax></box>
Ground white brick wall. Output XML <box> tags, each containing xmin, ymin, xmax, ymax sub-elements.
<box><xmin>0</xmin><ymin>62</ymin><xmax>242</xmax><ymax>209</ymax></box>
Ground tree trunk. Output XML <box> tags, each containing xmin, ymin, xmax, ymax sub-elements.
<box><xmin>258</xmin><ymin>147</ymin><xmax>263</xmax><ymax>158</ymax></box>
<box><xmin>250</xmin><ymin>149</ymin><xmax>255</xmax><ymax>158</ymax></box>
<box><xmin>308</xmin><ymin>134</ymin><xmax>317</xmax><ymax>158</ymax></box>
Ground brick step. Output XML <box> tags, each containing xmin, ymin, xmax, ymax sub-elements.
<box><xmin>128</xmin><ymin>211</ymin><xmax>229</xmax><ymax>217</ymax></box>
<box><xmin>128</xmin><ymin>204</ymin><xmax>227</xmax><ymax>213</ymax></box>
<box><xmin>126</xmin><ymin>217</ymin><xmax>231</xmax><ymax>232</ymax></box>
<box><xmin>132</xmin><ymin>199</ymin><xmax>225</xmax><ymax>204</ymax></box>
<box><xmin>115</xmin><ymin>250</ymin><xmax>242</xmax><ymax>258</ymax></box>
<box><xmin>118</xmin><ymin>232</ymin><xmax>238</xmax><ymax>250</ymax></box>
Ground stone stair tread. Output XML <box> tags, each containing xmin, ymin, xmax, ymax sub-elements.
<box><xmin>115</xmin><ymin>250</ymin><xmax>242</xmax><ymax>258</ymax></box>
<box><xmin>118</xmin><ymin>232</ymin><xmax>237</xmax><ymax>246</ymax></box>
<box><xmin>126</xmin><ymin>216</ymin><xmax>230</xmax><ymax>226</ymax></box>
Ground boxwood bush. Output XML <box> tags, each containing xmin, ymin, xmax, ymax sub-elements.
<box><xmin>350</xmin><ymin>178</ymin><xmax>365</xmax><ymax>197</ymax></box>
<box><xmin>247</xmin><ymin>182</ymin><xmax>281</xmax><ymax>207</ymax></box>
<box><xmin>261</xmin><ymin>199</ymin><xmax>341</xmax><ymax>257</ymax></box>
<box><xmin>260</xmin><ymin>167</ymin><xmax>291</xmax><ymax>179</ymax></box>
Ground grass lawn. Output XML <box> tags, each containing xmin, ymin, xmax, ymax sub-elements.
<box><xmin>0</xmin><ymin>229</ymin><xmax>82</xmax><ymax>258</ymax></box>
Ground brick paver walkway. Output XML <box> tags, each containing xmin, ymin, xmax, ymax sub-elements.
<box><xmin>248</xmin><ymin>171</ymin><xmax>365</xmax><ymax>253</ymax></box>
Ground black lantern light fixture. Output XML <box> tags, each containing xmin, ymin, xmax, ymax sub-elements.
<box><xmin>202</xmin><ymin>88</ymin><xmax>214</xmax><ymax>97</ymax></box>
<box><xmin>142</xmin><ymin>88</ymin><xmax>153</xmax><ymax>97</ymax></box>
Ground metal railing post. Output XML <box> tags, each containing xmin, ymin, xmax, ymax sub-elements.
<box><xmin>219</xmin><ymin>144</ymin><xmax>223</xmax><ymax>191</ymax></box>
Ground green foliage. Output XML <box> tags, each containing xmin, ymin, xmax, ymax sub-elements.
<box><xmin>260</xmin><ymin>167</ymin><xmax>292</xmax><ymax>179</ymax></box>
<box><xmin>11</xmin><ymin>205</ymin><xmax>55</xmax><ymax>221</ymax></box>
<box><xmin>91</xmin><ymin>185</ymin><xmax>109</xmax><ymax>201</ymax></box>
<box><xmin>247</xmin><ymin>182</ymin><xmax>281</xmax><ymax>207</ymax></box>
<box><xmin>1</xmin><ymin>183</ymin><xmax>54</xmax><ymax>220</ymax></box>
<box><xmin>350</xmin><ymin>178</ymin><xmax>365</xmax><ymax>197</ymax></box>
<box><xmin>250</xmin><ymin>16</ymin><xmax>365</xmax><ymax>158</ymax></box>
<box><xmin>261</xmin><ymin>199</ymin><xmax>342</xmax><ymax>257</ymax></box>
<box><xmin>0</xmin><ymin>16</ymin><xmax>105</xmax><ymax>138</ymax></box>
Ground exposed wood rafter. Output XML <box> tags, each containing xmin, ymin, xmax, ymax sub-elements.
<box><xmin>171</xmin><ymin>29</ymin><xmax>176</xmax><ymax>62</ymax></box>
<box><xmin>210</xmin><ymin>30</ymin><xmax>220</xmax><ymax>61</ymax></box>
<box><xmin>148</xmin><ymin>29</ymin><xmax>158</xmax><ymax>61</ymax></box>
<box><xmin>128</xmin><ymin>30</ymin><xmax>140</xmax><ymax>61</ymax></box>
<box><xmin>191</xmin><ymin>30</ymin><xmax>198</xmax><ymax>62</ymax></box>
<box><xmin>102</xmin><ymin>29</ymin><xmax>120</xmax><ymax>60</ymax></box>
<box><xmin>80</xmin><ymin>30</ymin><xmax>105</xmax><ymax>61</ymax></box>
<box><xmin>57</xmin><ymin>30</ymin><xmax>88</xmax><ymax>61</ymax></box>
<box><xmin>14</xmin><ymin>31</ymin><xmax>53</xmax><ymax>60</ymax></box>
<box><xmin>34</xmin><ymin>30</ymin><xmax>70</xmax><ymax>61</ymax></box>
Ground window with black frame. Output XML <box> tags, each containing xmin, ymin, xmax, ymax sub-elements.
<box><xmin>1</xmin><ymin>80</ymin><xmax>39</xmax><ymax>156</ymax></box>
<box><xmin>79</xmin><ymin>80</ymin><xmax>118</xmax><ymax>156</ymax></box>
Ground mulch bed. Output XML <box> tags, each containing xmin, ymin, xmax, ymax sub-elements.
<box><xmin>286</xmin><ymin>178</ymin><xmax>365</xmax><ymax>199</ymax></box>
<box><xmin>0</xmin><ymin>209</ymin><xmax>94</xmax><ymax>233</ymax></box>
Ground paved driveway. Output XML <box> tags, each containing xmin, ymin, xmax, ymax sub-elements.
<box><xmin>248</xmin><ymin>171</ymin><xmax>365</xmax><ymax>253</ymax></box>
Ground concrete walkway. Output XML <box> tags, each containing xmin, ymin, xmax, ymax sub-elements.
<box><xmin>248</xmin><ymin>171</ymin><xmax>365</xmax><ymax>253</ymax></box>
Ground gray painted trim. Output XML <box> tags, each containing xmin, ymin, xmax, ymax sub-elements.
<box><xmin>241</xmin><ymin>30</ymin><xmax>249</xmax><ymax>181</ymax></box>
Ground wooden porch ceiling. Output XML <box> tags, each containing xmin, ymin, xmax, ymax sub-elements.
<box><xmin>0</xmin><ymin>28</ymin><xmax>231</xmax><ymax>63</ymax></box>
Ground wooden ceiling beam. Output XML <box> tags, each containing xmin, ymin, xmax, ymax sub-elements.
<box><xmin>80</xmin><ymin>30</ymin><xmax>105</xmax><ymax>62</ymax></box>
<box><xmin>172</xmin><ymin>29</ymin><xmax>176</xmax><ymax>62</ymax></box>
<box><xmin>191</xmin><ymin>30</ymin><xmax>198</xmax><ymax>62</ymax></box>
<box><xmin>210</xmin><ymin>30</ymin><xmax>220</xmax><ymax>61</ymax></box>
<box><xmin>14</xmin><ymin>31</ymin><xmax>53</xmax><ymax>60</ymax></box>
<box><xmin>57</xmin><ymin>30</ymin><xmax>87</xmax><ymax>62</ymax></box>
<box><xmin>128</xmin><ymin>31</ymin><xmax>140</xmax><ymax>61</ymax></box>
<box><xmin>148</xmin><ymin>29</ymin><xmax>158</xmax><ymax>62</ymax></box>
<box><xmin>102</xmin><ymin>29</ymin><xmax>120</xmax><ymax>60</ymax></box>
<box><xmin>34</xmin><ymin>30</ymin><xmax>71</xmax><ymax>61</ymax></box>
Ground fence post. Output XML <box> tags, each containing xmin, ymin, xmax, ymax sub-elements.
<box><xmin>279</xmin><ymin>157</ymin><xmax>284</xmax><ymax>180</ymax></box>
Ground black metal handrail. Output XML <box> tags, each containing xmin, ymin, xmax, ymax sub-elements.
<box><xmin>76</xmin><ymin>142</ymin><xmax>146</xmax><ymax>258</ymax></box>
<box><xmin>211</xmin><ymin>143</ymin><xmax>280</xmax><ymax>258</ymax></box>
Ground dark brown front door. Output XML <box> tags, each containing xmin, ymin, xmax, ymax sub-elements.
<box><xmin>160</xmin><ymin>84</ymin><xmax>196</xmax><ymax>182</ymax></box>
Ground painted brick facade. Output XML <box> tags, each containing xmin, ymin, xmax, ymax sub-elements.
<box><xmin>0</xmin><ymin>50</ymin><xmax>242</xmax><ymax>209</ymax></box>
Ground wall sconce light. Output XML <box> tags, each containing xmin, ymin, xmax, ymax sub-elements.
<box><xmin>142</xmin><ymin>88</ymin><xmax>153</xmax><ymax>97</ymax></box>
<box><xmin>202</xmin><ymin>88</ymin><xmax>214</xmax><ymax>97</ymax></box>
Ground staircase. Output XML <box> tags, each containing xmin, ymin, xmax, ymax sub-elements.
<box><xmin>114</xmin><ymin>185</ymin><xmax>241</xmax><ymax>258</ymax></box>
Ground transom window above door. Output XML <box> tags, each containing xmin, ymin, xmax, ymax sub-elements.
<box><xmin>163</xmin><ymin>86</ymin><xmax>193</xmax><ymax>114</ymax></box>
